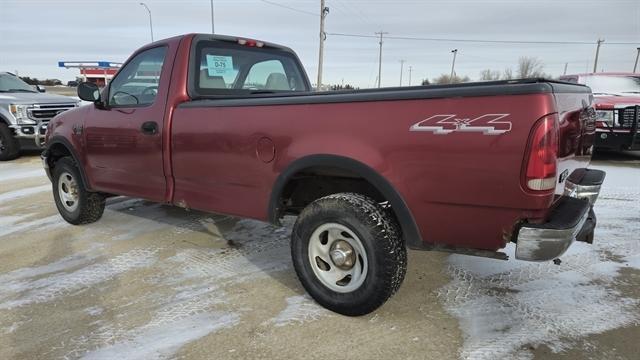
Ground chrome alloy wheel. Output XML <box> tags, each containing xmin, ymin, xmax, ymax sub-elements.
<box><xmin>58</xmin><ymin>171</ymin><xmax>79</xmax><ymax>212</ymax></box>
<box><xmin>308</xmin><ymin>223</ymin><xmax>368</xmax><ymax>293</ymax></box>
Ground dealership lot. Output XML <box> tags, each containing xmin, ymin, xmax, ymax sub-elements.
<box><xmin>0</xmin><ymin>153</ymin><xmax>638</xmax><ymax>360</ymax></box>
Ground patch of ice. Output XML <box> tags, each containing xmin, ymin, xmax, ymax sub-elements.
<box><xmin>0</xmin><ymin>184</ymin><xmax>49</xmax><ymax>204</ymax></box>
<box><xmin>0</xmin><ymin>249</ymin><xmax>158</xmax><ymax>309</ymax></box>
<box><xmin>0</xmin><ymin>214</ymin><xmax>67</xmax><ymax>237</ymax></box>
<box><xmin>0</xmin><ymin>168</ymin><xmax>45</xmax><ymax>182</ymax></box>
<box><xmin>85</xmin><ymin>306</ymin><xmax>104</xmax><ymax>316</ymax></box>
<box><xmin>268</xmin><ymin>295</ymin><xmax>330</xmax><ymax>327</ymax></box>
<box><xmin>0</xmin><ymin>245</ymin><xmax>102</xmax><ymax>285</ymax></box>
<box><xmin>80</xmin><ymin>312</ymin><xmax>239</xmax><ymax>360</ymax></box>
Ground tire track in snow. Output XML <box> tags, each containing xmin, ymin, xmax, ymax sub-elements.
<box><xmin>438</xmin><ymin>166</ymin><xmax>640</xmax><ymax>360</ymax></box>
<box><xmin>0</xmin><ymin>249</ymin><xmax>158</xmax><ymax>310</ymax></box>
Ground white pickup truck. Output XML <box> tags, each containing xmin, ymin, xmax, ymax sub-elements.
<box><xmin>0</xmin><ymin>72</ymin><xmax>78</xmax><ymax>161</ymax></box>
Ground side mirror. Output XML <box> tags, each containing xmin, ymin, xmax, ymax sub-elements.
<box><xmin>77</xmin><ymin>82</ymin><xmax>101</xmax><ymax>102</ymax></box>
<box><xmin>36</xmin><ymin>85</ymin><xmax>46</xmax><ymax>93</ymax></box>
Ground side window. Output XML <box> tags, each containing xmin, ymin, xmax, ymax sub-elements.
<box><xmin>244</xmin><ymin>60</ymin><xmax>290</xmax><ymax>90</ymax></box>
<box><xmin>108</xmin><ymin>47</ymin><xmax>166</xmax><ymax>107</ymax></box>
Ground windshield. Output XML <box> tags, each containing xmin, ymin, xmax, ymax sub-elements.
<box><xmin>0</xmin><ymin>73</ymin><xmax>37</xmax><ymax>93</ymax></box>
<box><xmin>583</xmin><ymin>75</ymin><xmax>640</xmax><ymax>95</ymax></box>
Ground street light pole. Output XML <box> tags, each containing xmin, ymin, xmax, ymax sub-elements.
<box><xmin>408</xmin><ymin>66</ymin><xmax>413</xmax><ymax>86</ymax></box>
<box><xmin>634</xmin><ymin>47</ymin><xmax>640</xmax><ymax>73</ymax></box>
<box><xmin>449</xmin><ymin>49</ymin><xmax>458</xmax><ymax>83</ymax></box>
<box><xmin>399</xmin><ymin>59</ymin><xmax>405</xmax><ymax>86</ymax></box>
<box><xmin>139</xmin><ymin>2</ymin><xmax>154</xmax><ymax>42</ymax></box>
<box><xmin>211</xmin><ymin>0</ymin><xmax>216</xmax><ymax>34</ymax></box>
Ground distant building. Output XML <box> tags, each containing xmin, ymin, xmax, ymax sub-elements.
<box><xmin>58</xmin><ymin>61</ymin><xmax>122</xmax><ymax>87</ymax></box>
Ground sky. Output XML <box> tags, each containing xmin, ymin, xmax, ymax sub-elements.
<box><xmin>0</xmin><ymin>0</ymin><xmax>639</xmax><ymax>88</ymax></box>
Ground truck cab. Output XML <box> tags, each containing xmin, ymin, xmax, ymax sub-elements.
<box><xmin>0</xmin><ymin>72</ymin><xmax>79</xmax><ymax>161</ymax></box>
<box><xmin>560</xmin><ymin>72</ymin><xmax>640</xmax><ymax>151</ymax></box>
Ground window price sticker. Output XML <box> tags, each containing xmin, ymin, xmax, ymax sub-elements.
<box><xmin>206</xmin><ymin>55</ymin><xmax>234</xmax><ymax>76</ymax></box>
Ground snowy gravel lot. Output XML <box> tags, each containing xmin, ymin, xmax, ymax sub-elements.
<box><xmin>0</xmin><ymin>152</ymin><xmax>638</xmax><ymax>360</ymax></box>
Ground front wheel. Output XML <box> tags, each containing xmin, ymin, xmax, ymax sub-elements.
<box><xmin>52</xmin><ymin>157</ymin><xmax>105</xmax><ymax>225</ymax></box>
<box><xmin>291</xmin><ymin>193</ymin><xmax>407</xmax><ymax>316</ymax></box>
<box><xmin>0</xmin><ymin>123</ymin><xmax>20</xmax><ymax>161</ymax></box>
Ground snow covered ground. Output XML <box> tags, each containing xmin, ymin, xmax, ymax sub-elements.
<box><xmin>0</xmin><ymin>154</ymin><xmax>638</xmax><ymax>359</ymax></box>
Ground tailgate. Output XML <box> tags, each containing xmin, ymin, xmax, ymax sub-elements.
<box><xmin>551</xmin><ymin>83</ymin><xmax>596</xmax><ymax>195</ymax></box>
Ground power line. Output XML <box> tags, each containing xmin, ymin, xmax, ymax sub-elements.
<box><xmin>326</xmin><ymin>32</ymin><xmax>638</xmax><ymax>45</ymax></box>
<box><xmin>332</xmin><ymin>0</ymin><xmax>376</xmax><ymax>29</ymax></box>
<box><xmin>258</xmin><ymin>0</ymin><xmax>318</xmax><ymax>17</ymax></box>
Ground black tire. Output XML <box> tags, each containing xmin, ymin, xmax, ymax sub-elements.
<box><xmin>0</xmin><ymin>123</ymin><xmax>20</xmax><ymax>161</ymax></box>
<box><xmin>291</xmin><ymin>192</ymin><xmax>407</xmax><ymax>316</ymax></box>
<box><xmin>52</xmin><ymin>157</ymin><xmax>105</xmax><ymax>225</ymax></box>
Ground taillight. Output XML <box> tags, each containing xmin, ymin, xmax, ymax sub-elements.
<box><xmin>525</xmin><ymin>115</ymin><xmax>558</xmax><ymax>191</ymax></box>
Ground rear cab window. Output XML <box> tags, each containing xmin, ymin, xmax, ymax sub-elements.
<box><xmin>189</xmin><ymin>36</ymin><xmax>310</xmax><ymax>97</ymax></box>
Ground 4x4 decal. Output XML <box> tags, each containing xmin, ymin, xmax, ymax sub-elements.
<box><xmin>409</xmin><ymin>114</ymin><xmax>512</xmax><ymax>135</ymax></box>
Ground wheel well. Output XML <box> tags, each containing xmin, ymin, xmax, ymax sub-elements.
<box><xmin>47</xmin><ymin>142</ymin><xmax>73</xmax><ymax>169</ymax></box>
<box><xmin>278</xmin><ymin>166</ymin><xmax>387</xmax><ymax>217</ymax></box>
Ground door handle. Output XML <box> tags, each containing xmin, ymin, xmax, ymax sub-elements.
<box><xmin>141</xmin><ymin>121</ymin><xmax>158</xmax><ymax>135</ymax></box>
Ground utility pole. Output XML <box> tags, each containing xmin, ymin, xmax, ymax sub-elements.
<box><xmin>139</xmin><ymin>3</ymin><xmax>153</xmax><ymax>42</ymax></box>
<box><xmin>634</xmin><ymin>47</ymin><xmax>640</xmax><ymax>73</ymax></box>
<box><xmin>317</xmin><ymin>0</ymin><xmax>329</xmax><ymax>90</ymax></box>
<box><xmin>408</xmin><ymin>66</ymin><xmax>413</xmax><ymax>86</ymax></box>
<box><xmin>450</xmin><ymin>49</ymin><xmax>458</xmax><ymax>82</ymax></box>
<box><xmin>593</xmin><ymin>39</ymin><xmax>604</xmax><ymax>73</ymax></box>
<box><xmin>210</xmin><ymin>0</ymin><xmax>215</xmax><ymax>33</ymax></box>
<box><xmin>376</xmin><ymin>31</ymin><xmax>388</xmax><ymax>88</ymax></box>
<box><xmin>563</xmin><ymin>62</ymin><xmax>568</xmax><ymax>75</ymax></box>
<box><xmin>399</xmin><ymin>59</ymin><xmax>405</xmax><ymax>86</ymax></box>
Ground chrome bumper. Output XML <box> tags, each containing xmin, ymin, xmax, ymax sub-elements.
<box><xmin>515</xmin><ymin>169</ymin><xmax>606</xmax><ymax>262</ymax></box>
<box><xmin>562</xmin><ymin>168</ymin><xmax>606</xmax><ymax>205</ymax></box>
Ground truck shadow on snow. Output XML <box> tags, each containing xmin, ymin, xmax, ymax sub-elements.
<box><xmin>105</xmin><ymin>196</ymin><xmax>305</xmax><ymax>294</ymax></box>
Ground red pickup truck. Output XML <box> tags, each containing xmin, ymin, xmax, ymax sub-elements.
<box><xmin>559</xmin><ymin>72</ymin><xmax>640</xmax><ymax>151</ymax></box>
<box><xmin>43</xmin><ymin>34</ymin><xmax>605</xmax><ymax>316</ymax></box>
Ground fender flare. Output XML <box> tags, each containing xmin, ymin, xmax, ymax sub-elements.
<box><xmin>46</xmin><ymin>135</ymin><xmax>93</xmax><ymax>191</ymax></box>
<box><xmin>268</xmin><ymin>154</ymin><xmax>423</xmax><ymax>248</ymax></box>
<box><xmin>0</xmin><ymin>114</ymin><xmax>10</xmax><ymax>126</ymax></box>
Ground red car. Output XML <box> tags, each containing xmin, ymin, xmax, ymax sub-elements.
<box><xmin>560</xmin><ymin>72</ymin><xmax>640</xmax><ymax>151</ymax></box>
<box><xmin>42</xmin><ymin>34</ymin><xmax>605</xmax><ymax>315</ymax></box>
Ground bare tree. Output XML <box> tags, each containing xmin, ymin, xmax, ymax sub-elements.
<box><xmin>517</xmin><ymin>57</ymin><xmax>545</xmax><ymax>78</ymax></box>
<box><xmin>503</xmin><ymin>68</ymin><xmax>514</xmax><ymax>80</ymax></box>
<box><xmin>479</xmin><ymin>69</ymin><xmax>502</xmax><ymax>81</ymax></box>
<box><xmin>432</xmin><ymin>74</ymin><xmax>471</xmax><ymax>84</ymax></box>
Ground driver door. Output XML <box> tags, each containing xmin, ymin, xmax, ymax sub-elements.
<box><xmin>83</xmin><ymin>46</ymin><xmax>168</xmax><ymax>202</ymax></box>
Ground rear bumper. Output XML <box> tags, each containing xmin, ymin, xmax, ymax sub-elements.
<box><xmin>515</xmin><ymin>169</ymin><xmax>606</xmax><ymax>261</ymax></box>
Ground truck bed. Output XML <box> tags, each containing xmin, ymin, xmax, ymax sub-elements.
<box><xmin>183</xmin><ymin>78</ymin><xmax>591</xmax><ymax>107</ymax></box>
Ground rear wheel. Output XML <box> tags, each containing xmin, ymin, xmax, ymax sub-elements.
<box><xmin>0</xmin><ymin>123</ymin><xmax>20</xmax><ymax>161</ymax></box>
<box><xmin>291</xmin><ymin>193</ymin><xmax>407</xmax><ymax>316</ymax></box>
<box><xmin>52</xmin><ymin>157</ymin><xmax>105</xmax><ymax>225</ymax></box>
